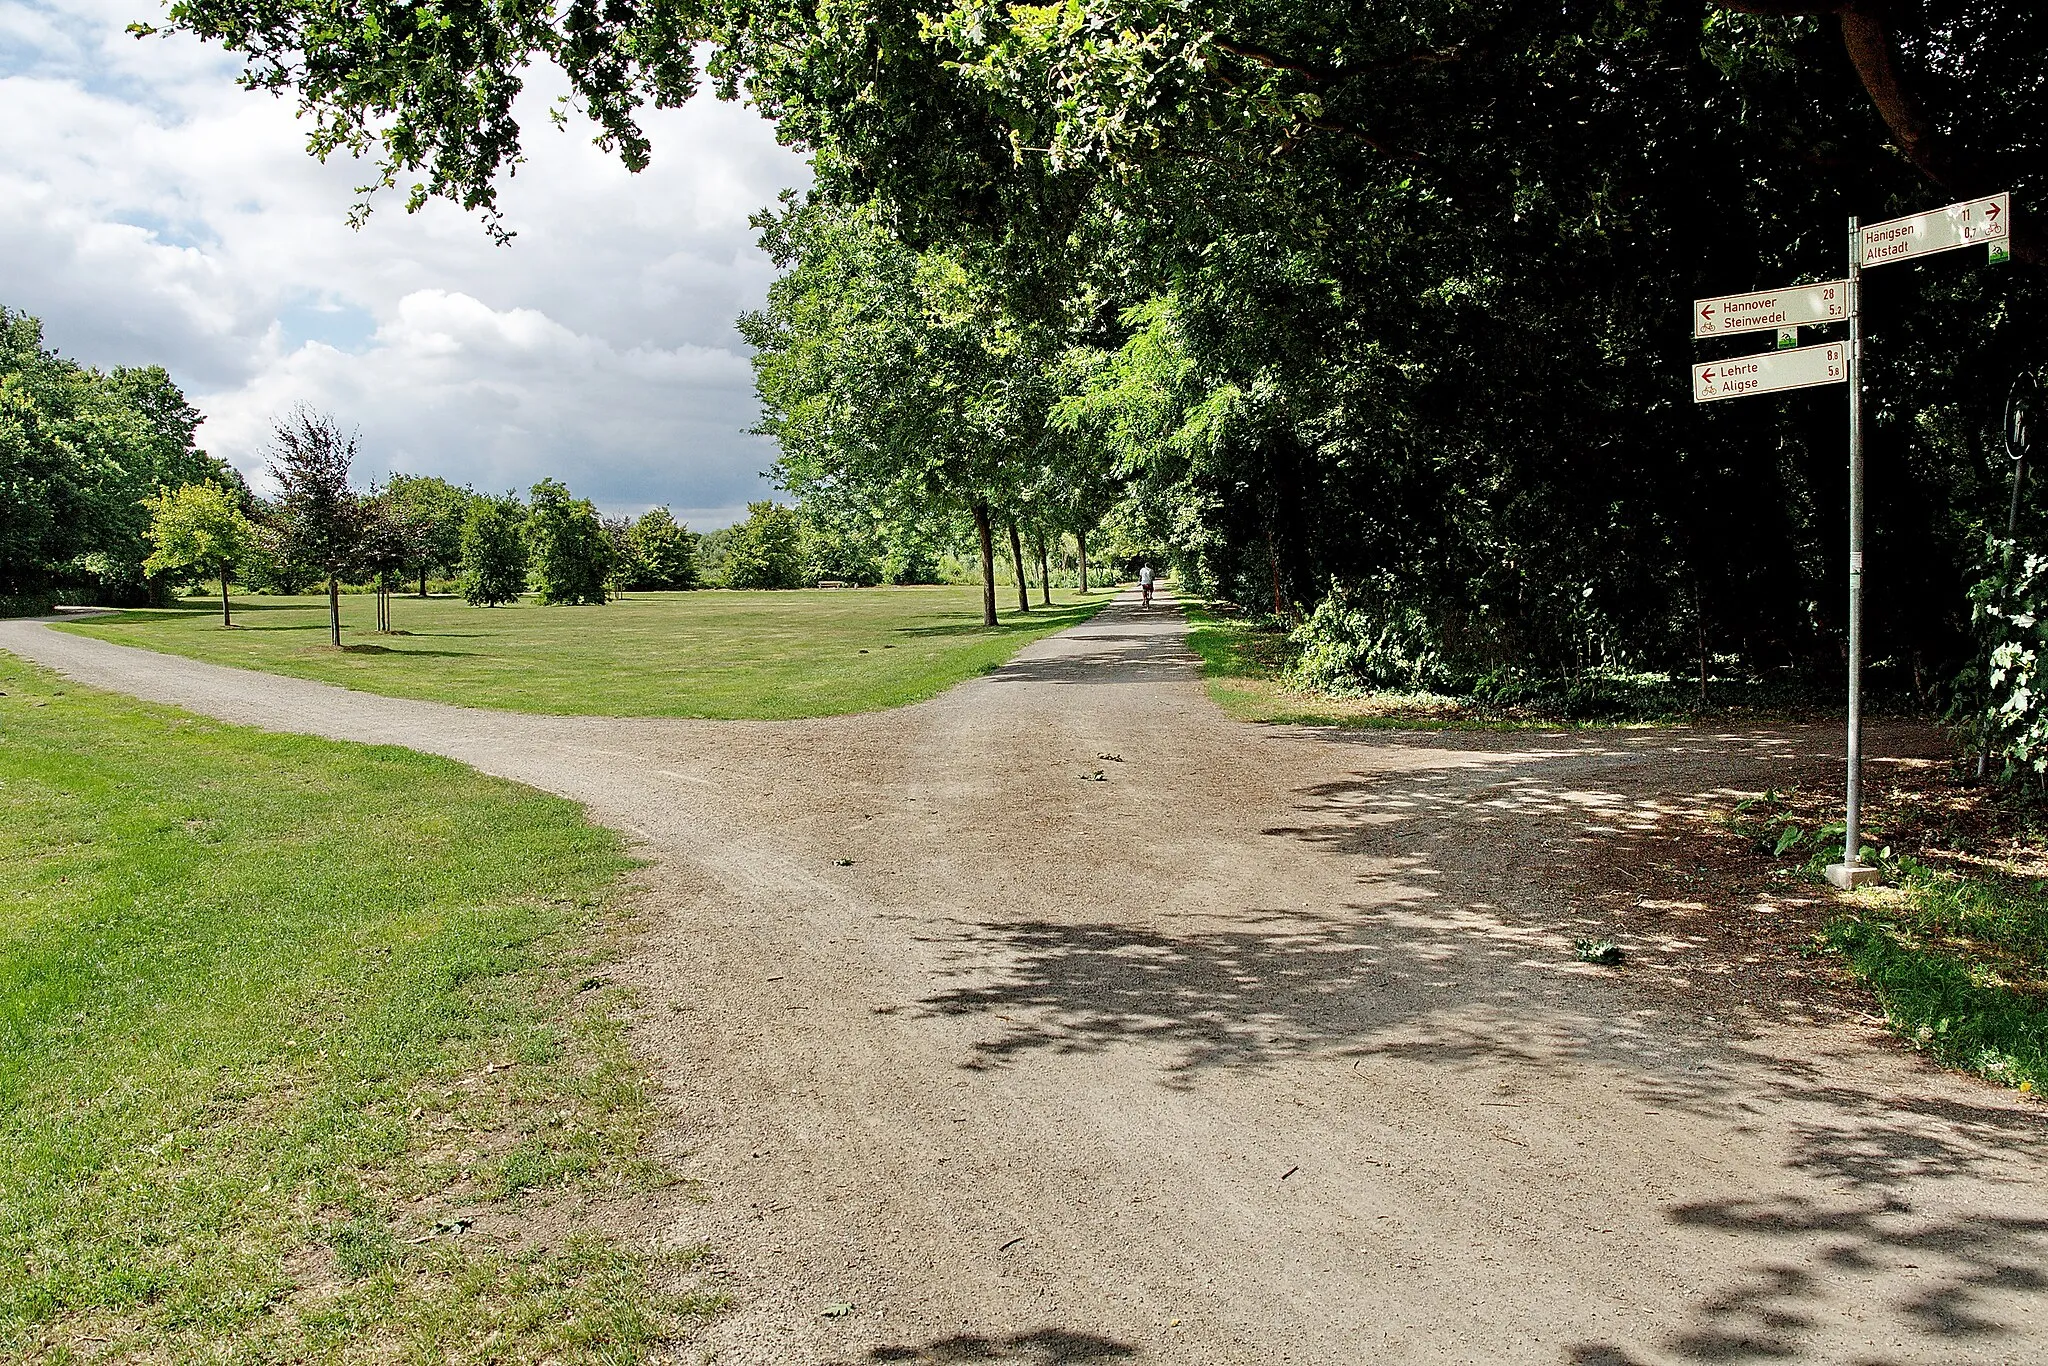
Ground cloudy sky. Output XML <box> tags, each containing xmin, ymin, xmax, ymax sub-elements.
<box><xmin>1</xmin><ymin>0</ymin><xmax>810</xmax><ymax>525</ymax></box>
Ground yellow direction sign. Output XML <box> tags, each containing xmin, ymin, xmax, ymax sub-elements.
<box><xmin>1693</xmin><ymin>342</ymin><xmax>1845</xmax><ymax>403</ymax></box>
<box><xmin>1860</xmin><ymin>193</ymin><xmax>2010</xmax><ymax>267</ymax></box>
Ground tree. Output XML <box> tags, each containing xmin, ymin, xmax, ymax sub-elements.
<box><xmin>740</xmin><ymin>198</ymin><xmax>1054</xmax><ymax>624</ymax></box>
<box><xmin>382</xmin><ymin>474</ymin><xmax>470</xmax><ymax>595</ymax></box>
<box><xmin>2</xmin><ymin>308</ymin><xmax>222</xmax><ymax>614</ymax></box>
<box><xmin>458</xmin><ymin>494</ymin><xmax>528</xmax><ymax>606</ymax></box>
<box><xmin>630</xmin><ymin>507</ymin><xmax>700</xmax><ymax>589</ymax></box>
<box><xmin>721</xmin><ymin>501</ymin><xmax>805</xmax><ymax>589</ymax></box>
<box><xmin>146</xmin><ymin>0</ymin><xmax>2048</xmax><ymax>689</ymax></box>
<box><xmin>600</xmin><ymin>514</ymin><xmax>640</xmax><ymax>598</ymax></box>
<box><xmin>357</xmin><ymin>491</ymin><xmax>413</xmax><ymax>632</ymax></box>
<box><xmin>142</xmin><ymin>483</ymin><xmax>256</xmax><ymax>626</ymax></box>
<box><xmin>264</xmin><ymin>409</ymin><xmax>368</xmax><ymax>647</ymax></box>
<box><xmin>525</xmin><ymin>478</ymin><xmax>611</xmax><ymax>606</ymax></box>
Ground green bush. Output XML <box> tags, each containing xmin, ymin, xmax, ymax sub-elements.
<box><xmin>1957</xmin><ymin>535</ymin><xmax>2048</xmax><ymax>782</ymax></box>
<box><xmin>1287</xmin><ymin>583</ymin><xmax>1453</xmax><ymax>694</ymax></box>
<box><xmin>720</xmin><ymin>502</ymin><xmax>804</xmax><ymax>590</ymax></box>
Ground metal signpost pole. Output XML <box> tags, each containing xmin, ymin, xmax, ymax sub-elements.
<box><xmin>1691</xmin><ymin>193</ymin><xmax>2008</xmax><ymax>889</ymax></box>
<box><xmin>1829</xmin><ymin>217</ymin><xmax>1878</xmax><ymax>889</ymax></box>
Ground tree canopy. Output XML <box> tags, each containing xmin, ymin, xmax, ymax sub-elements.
<box><xmin>2</xmin><ymin>308</ymin><xmax>227</xmax><ymax>613</ymax></box>
<box><xmin>138</xmin><ymin>1</ymin><xmax>2048</xmax><ymax>687</ymax></box>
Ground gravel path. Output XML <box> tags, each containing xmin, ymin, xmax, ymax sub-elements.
<box><xmin>4</xmin><ymin>596</ymin><xmax>2044</xmax><ymax>1365</ymax></box>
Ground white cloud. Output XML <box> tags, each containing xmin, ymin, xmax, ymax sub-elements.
<box><xmin>0</xmin><ymin>0</ymin><xmax>808</xmax><ymax>525</ymax></box>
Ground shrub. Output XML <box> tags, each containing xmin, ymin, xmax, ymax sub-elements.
<box><xmin>721</xmin><ymin>502</ymin><xmax>805</xmax><ymax>590</ymax></box>
<box><xmin>628</xmin><ymin>507</ymin><xmax>699</xmax><ymax>590</ymax></box>
<box><xmin>1956</xmin><ymin>535</ymin><xmax>2048</xmax><ymax>782</ymax></box>
<box><xmin>1287</xmin><ymin>582</ymin><xmax>1454</xmax><ymax>694</ymax></box>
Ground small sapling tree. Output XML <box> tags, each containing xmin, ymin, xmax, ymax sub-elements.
<box><xmin>458</xmin><ymin>494</ymin><xmax>528</xmax><ymax>606</ymax></box>
<box><xmin>358</xmin><ymin>491</ymin><xmax>412</xmax><ymax>631</ymax></box>
<box><xmin>526</xmin><ymin>479</ymin><xmax>611</xmax><ymax>605</ymax></box>
<box><xmin>264</xmin><ymin>409</ymin><xmax>369</xmax><ymax>647</ymax></box>
<box><xmin>143</xmin><ymin>482</ymin><xmax>256</xmax><ymax>626</ymax></box>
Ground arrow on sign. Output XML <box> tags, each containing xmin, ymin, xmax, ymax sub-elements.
<box><xmin>1694</xmin><ymin>342</ymin><xmax>1846</xmax><ymax>403</ymax></box>
<box><xmin>1860</xmin><ymin>193</ymin><xmax>2011</xmax><ymax>267</ymax></box>
<box><xmin>1693</xmin><ymin>281</ymin><xmax>1849</xmax><ymax>338</ymax></box>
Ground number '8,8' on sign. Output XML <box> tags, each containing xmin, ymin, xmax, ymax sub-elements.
<box><xmin>1692</xmin><ymin>342</ymin><xmax>1846</xmax><ymax>403</ymax></box>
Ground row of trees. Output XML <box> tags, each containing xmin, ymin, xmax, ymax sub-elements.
<box><xmin>154</xmin><ymin>0</ymin><xmax>2047</xmax><ymax>693</ymax></box>
<box><xmin>139</xmin><ymin>409</ymin><xmax>710</xmax><ymax>643</ymax></box>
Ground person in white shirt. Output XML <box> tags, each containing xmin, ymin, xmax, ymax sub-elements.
<box><xmin>1139</xmin><ymin>563</ymin><xmax>1155</xmax><ymax>606</ymax></box>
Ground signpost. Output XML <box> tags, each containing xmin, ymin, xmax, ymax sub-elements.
<box><xmin>1692</xmin><ymin>342</ymin><xmax>1845</xmax><ymax>403</ymax></box>
<box><xmin>1689</xmin><ymin>193</ymin><xmax>2013</xmax><ymax>892</ymax></box>
<box><xmin>1694</xmin><ymin>281</ymin><xmax>1850</xmax><ymax>338</ymax></box>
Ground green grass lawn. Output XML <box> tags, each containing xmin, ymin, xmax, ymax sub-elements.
<box><xmin>60</xmin><ymin>587</ymin><xmax>1115</xmax><ymax>719</ymax></box>
<box><xmin>0</xmin><ymin>652</ymin><xmax>709</xmax><ymax>1360</ymax></box>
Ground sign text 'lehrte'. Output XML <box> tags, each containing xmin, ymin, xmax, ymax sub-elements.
<box><xmin>1693</xmin><ymin>342</ymin><xmax>1846</xmax><ymax>404</ymax></box>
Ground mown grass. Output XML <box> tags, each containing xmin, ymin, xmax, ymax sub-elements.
<box><xmin>0</xmin><ymin>652</ymin><xmax>713</xmax><ymax>1360</ymax></box>
<box><xmin>60</xmin><ymin>586</ymin><xmax>1115</xmax><ymax>719</ymax></box>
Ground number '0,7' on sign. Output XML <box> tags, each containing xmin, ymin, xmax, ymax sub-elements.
<box><xmin>1859</xmin><ymin>193</ymin><xmax>2010</xmax><ymax>267</ymax></box>
<box><xmin>1694</xmin><ymin>281</ymin><xmax>1849</xmax><ymax>338</ymax></box>
<box><xmin>1693</xmin><ymin>342</ymin><xmax>1846</xmax><ymax>403</ymax></box>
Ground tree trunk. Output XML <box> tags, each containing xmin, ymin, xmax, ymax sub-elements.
<box><xmin>328</xmin><ymin>576</ymin><xmax>342</xmax><ymax>647</ymax></box>
<box><xmin>1007</xmin><ymin>518</ymin><xmax>1031</xmax><ymax>613</ymax></box>
<box><xmin>219</xmin><ymin>567</ymin><xmax>232</xmax><ymax>628</ymax></box>
<box><xmin>1077</xmin><ymin>528</ymin><xmax>1089</xmax><ymax>594</ymax></box>
<box><xmin>1269</xmin><ymin>536</ymin><xmax>1285</xmax><ymax>619</ymax></box>
<box><xmin>973</xmin><ymin>502</ymin><xmax>998</xmax><ymax>627</ymax></box>
<box><xmin>1036</xmin><ymin>533</ymin><xmax>1052</xmax><ymax>606</ymax></box>
<box><xmin>419</xmin><ymin>566</ymin><xmax>428</xmax><ymax>598</ymax></box>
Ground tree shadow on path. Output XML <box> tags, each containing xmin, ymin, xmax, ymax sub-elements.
<box><xmin>907</xmin><ymin>718</ymin><xmax>2047</xmax><ymax>1362</ymax></box>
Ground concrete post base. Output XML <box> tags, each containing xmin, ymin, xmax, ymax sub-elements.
<box><xmin>1825</xmin><ymin>861</ymin><xmax>1883</xmax><ymax>890</ymax></box>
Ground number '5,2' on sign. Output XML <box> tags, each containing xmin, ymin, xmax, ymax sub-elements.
<box><xmin>1694</xmin><ymin>281</ymin><xmax>1849</xmax><ymax>338</ymax></box>
<box><xmin>1693</xmin><ymin>342</ymin><xmax>1846</xmax><ymax>403</ymax></box>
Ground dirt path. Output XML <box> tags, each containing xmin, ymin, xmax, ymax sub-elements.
<box><xmin>4</xmin><ymin>596</ymin><xmax>2044</xmax><ymax>1365</ymax></box>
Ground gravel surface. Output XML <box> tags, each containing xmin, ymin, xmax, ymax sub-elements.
<box><xmin>5</xmin><ymin>595</ymin><xmax>2045</xmax><ymax>1364</ymax></box>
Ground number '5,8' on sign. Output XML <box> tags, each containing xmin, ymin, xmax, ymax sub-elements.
<box><xmin>1693</xmin><ymin>342</ymin><xmax>1846</xmax><ymax>403</ymax></box>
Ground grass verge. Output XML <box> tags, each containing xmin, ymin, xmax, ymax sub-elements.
<box><xmin>0</xmin><ymin>651</ymin><xmax>713</xmax><ymax>1360</ymax></box>
<box><xmin>1822</xmin><ymin>867</ymin><xmax>2046</xmax><ymax>1092</ymax></box>
<box><xmin>59</xmin><ymin>586</ymin><xmax>1115</xmax><ymax>719</ymax></box>
<box><xmin>1729</xmin><ymin>779</ymin><xmax>2048</xmax><ymax>1092</ymax></box>
<box><xmin>1186</xmin><ymin>605</ymin><xmax>1556</xmax><ymax>729</ymax></box>
<box><xmin>1187</xmin><ymin>603</ymin><xmax>1892</xmax><ymax>728</ymax></box>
